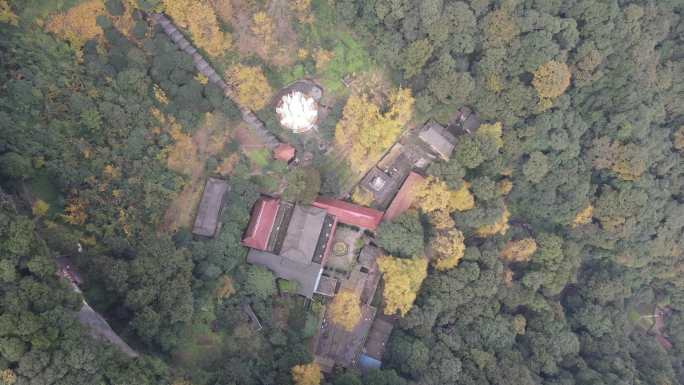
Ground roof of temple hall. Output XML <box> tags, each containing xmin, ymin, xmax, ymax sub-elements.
<box><xmin>241</xmin><ymin>196</ymin><xmax>280</xmax><ymax>250</ymax></box>
<box><xmin>193</xmin><ymin>177</ymin><xmax>230</xmax><ymax>237</ymax></box>
<box><xmin>312</xmin><ymin>197</ymin><xmax>384</xmax><ymax>230</ymax></box>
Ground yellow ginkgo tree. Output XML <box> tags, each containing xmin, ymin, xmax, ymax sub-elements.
<box><xmin>327</xmin><ymin>290</ymin><xmax>361</xmax><ymax>331</ymax></box>
<box><xmin>335</xmin><ymin>88</ymin><xmax>414</xmax><ymax>172</ymax></box>
<box><xmin>377</xmin><ymin>255</ymin><xmax>428</xmax><ymax>316</ymax></box>
<box><xmin>430</xmin><ymin>229</ymin><xmax>466</xmax><ymax>271</ymax></box>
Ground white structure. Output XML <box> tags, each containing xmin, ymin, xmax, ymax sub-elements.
<box><xmin>276</xmin><ymin>91</ymin><xmax>318</xmax><ymax>133</ymax></box>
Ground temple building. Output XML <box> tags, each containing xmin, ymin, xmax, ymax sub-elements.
<box><xmin>193</xmin><ymin>177</ymin><xmax>230</xmax><ymax>237</ymax></box>
<box><xmin>242</xmin><ymin>196</ymin><xmax>383</xmax><ymax>298</ymax></box>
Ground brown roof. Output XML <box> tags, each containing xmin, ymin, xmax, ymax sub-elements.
<box><xmin>273</xmin><ymin>143</ymin><xmax>296</xmax><ymax>162</ymax></box>
<box><xmin>279</xmin><ymin>205</ymin><xmax>327</xmax><ymax>264</ymax></box>
<box><xmin>193</xmin><ymin>178</ymin><xmax>230</xmax><ymax>237</ymax></box>
<box><xmin>363</xmin><ymin>317</ymin><xmax>394</xmax><ymax>361</ymax></box>
<box><xmin>383</xmin><ymin>172</ymin><xmax>425</xmax><ymax>222</ymax></box>
<box><xmin>242</xmin><ymin>197</ymin><xmax>280</xmax><ymax>250</ymax></box>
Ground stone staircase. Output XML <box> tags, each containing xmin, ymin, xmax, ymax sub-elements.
<box><xmin>149</xmin><ymin>13</ymin><xmax>281</xmax><ymax>149</ymax></box>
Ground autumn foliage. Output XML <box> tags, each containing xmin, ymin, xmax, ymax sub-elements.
<box><xmin>45</xmin><ymin>0</ymin><xmax>106</xmax><ymax>49</ymax></box>
<box><xmin>314</xmin><ymin>49</ymin><xmax>334</xmax><ymax>71</ymax></box>
<box><xmin>163</xmin><ymin>0</ymin><xmax>231</xmax><ymax>57</ymax></box>
<box><xmin>591</xmin><ymin>136</ymin><xmax>648</xmax><ymax>181</ymax></box>
<box><xmin>0</xmin><ymin>369</ymin><xmax>16</xmax><ymax>385</ymax></box>
<box><xmin>335</xmin><ymin>89</ymin><xmax>414</xmax><ymax>172</ymax></box>
<box><xmin>476</xmin><ymin>206</ymin><xmax>510</xmax><ymax>237</ymax></box>
<box><xmin>377</xmin><ymin>255</ymin><xmax>428</xmax><ymax>316</ymax></box>
<box><xmin>328</xmin><ymin>290</ymin><xmax>362</xmax><ymax>331</ymax></box>
<box><xmin>291</xmin><ymin>363</ymin><xmax>322</xmax><ymax>385</ymax></box>
<box><xmin>532</xmin><ymin>61</ymin><xmax>571</xmax><ymax>99</ymax></box>
<box><xmin>226</xmin><ymin>65</ymin><xmax>273</xmax><ymax>111</ymax></box>
<box><xmin>0</xmin><ymin>0</ymin><xmax>18</xmax><ymax>25</ymax></box>
<box><xmin>166</xmin><ymin>122</ymin><xmax>198</xmax><ymax>176</ymax></box>
<box><xmin>414</xmin><ymin>177</ymin><xmax>475</xmax><ymax>214</ymax></box>
<box><xmin>673</xmin><ymin>126</ymin><xmax>684</xmax><ymax>151</ymax></box>
<box><xmin>351</xmin><ymin>186</ymin><xmax>374</xmax><ymax>206</ymax></box>
<box><xmin>431</xmin><ymin>229</ymin><xmax>466</xmax><ymax>271</ymax></box>
<box><xmin>289</xmin><ymin>0</ymin><xmax>314</xmax><ymax>24</ymax></box>
<box><xmin>251</xmin><ymin>11</ymin><xmax>275</xmax><ymax>51</ymax></box>
<box><xmin>572</xmin><ymin>204</ymin><xmax>594</xmax><ymax>228</ymax></box>
<box><xmin>32</xmin><ymin>200</ymin><xmax>49</xmax><ymax>217</ymax></box>
<box><xmin>500</xmin><ymin>238</ymin><xmax>537</xmax><ymax>262</ymax></box>
<box><xmin>215</xmin><ymin>275</ymin><xmax>235</xmax><ymax>299</ymax></box>
<box><xmin>478</xmin><ymin>122</ymin><xmax>504</xmax><ymax>150</ymax></box>
<box><xmin>428</xmin><ymin>209</ymin><xmax>455</xmax><ymax>230</ymax></box>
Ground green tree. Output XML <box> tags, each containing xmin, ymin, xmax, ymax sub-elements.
<box><xmin>283</xmin><ymin>167</ymin><xmax>321</xmax><ymax>204</ymax></box>
<box><xmin>401</xmin><ymin>39</ymin><xmax>433</xmax><ymax>79</ymax></box>
<box><xmin>376</xmin><ymin>210</ymin><xmax>424</xmax><ymax>258</ymax></box>
<box><xmin>522</xmin><ymin>151</ymin><xmax>550</xmax><ymax>183</ymax></box>
<box><xmin>0</xmin><ymin>152</ymin><xmax>31</xmax><ymax>179</ymax></box>
<box><xmin>244</xmin><ymin>265</ymin><xmax>276</xmax><ymax>300</ymax></box>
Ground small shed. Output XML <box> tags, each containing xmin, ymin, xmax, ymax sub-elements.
<box><xmin>192</xmin><ymin>177</ymin><xmax>230</xmax><ymax>237</ymax></box>
<box><xmin>273</xmin><ymin>143</ymin><xmax>296</xmax><ymax>163</ymax></box>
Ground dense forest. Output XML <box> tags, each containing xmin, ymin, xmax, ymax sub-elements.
<box><xmin>0</xmin><ymin>0</ymin><xmax>683</xmax><ymax>384</ymax></box>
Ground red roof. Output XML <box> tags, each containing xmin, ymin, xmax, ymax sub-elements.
<box><xmin>273</xmin><ymin>144</ymin><xmax>296</xmax><ymax>162</ymax></box>
<box><xmin>383</xmin><ymin>172</ymin><xmax>425</xmax><ymax>222</ymax></box>
<box><xmin>312</xmin><ymin>197</ymin><xmax>384</xmax><ymax>230</ymax></box>
<box><xmin>242</xmin><ymin>197</ymin><xmax>280</xmax><ymax>250</ymax></box>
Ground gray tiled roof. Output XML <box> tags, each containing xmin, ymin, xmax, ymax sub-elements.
<box><xmin>247</xmin><ymin>249</ymin><xmax>322</xmax><ymax>298</ymax></box>
<box><xmin>279</xmin><ymin>205</ymin><xmax>327</xmax><ymax>264</ymax></box>
<box><xmin>192</xmin><ymin>178</ymin><xmax>229</xmax><ymax>237</ymax></box>
<box><xmin>418</xmin><ymin>121</ymin><xmax>456</xmax><ymax>160</ymax></box>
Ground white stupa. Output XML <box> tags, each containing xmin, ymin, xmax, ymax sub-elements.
<box><xmin>276</xmin><ymin>91</ymin><xmax>318</xmax><ymax>133</ymax></box>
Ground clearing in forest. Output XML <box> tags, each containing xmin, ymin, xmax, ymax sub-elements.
<box><xmin>162</xmin><ymin>112</ymin><xmax>235</xmax><ymax>232</ymax></box>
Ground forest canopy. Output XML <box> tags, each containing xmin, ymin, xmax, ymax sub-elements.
<box><xmin>1</xmin><ymin>0</ymin><xmax>683</xmax><ymax>384</ymax></box>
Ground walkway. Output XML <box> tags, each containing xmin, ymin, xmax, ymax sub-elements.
<box><xmin>148</xmin><ymin>13</ymin><xmax>281</xmax><ymax>149</ymax></box>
